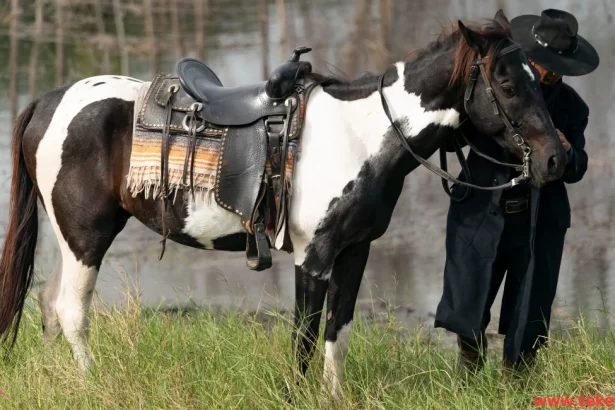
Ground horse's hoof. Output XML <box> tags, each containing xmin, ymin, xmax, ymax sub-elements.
<box><xmin>283</xmin><ymin>379</ymin><xmax>296</xmax><ymax>404</ymax></box>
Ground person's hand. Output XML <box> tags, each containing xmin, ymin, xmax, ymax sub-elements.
<box><xmin>557</xmin><ymin>128</ymin><xmax>570</xmax><ymax>152</ymax></box>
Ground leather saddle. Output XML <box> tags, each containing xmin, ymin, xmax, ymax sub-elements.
<box><xmin>177</xmin><ymin>46</ymin><xmax>313</xmax><ymax>126</ymax></box>
<box><xmin>162</xmin><ymin>46</ymin><xmax>315</xmax><ymax>271</ymax></box>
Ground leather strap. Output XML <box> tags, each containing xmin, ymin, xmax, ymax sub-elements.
<box><xmin>378</xmin><ymin>74</ymin><xmax>526</xmax><ymax>192</ymax></box>
<box><xmin>181</xmin><ymin>102</ymin><xmax>202</xmax><ymax>201</ymax></box>
<box><xmin>378</xmin><ymin>40</ymin><xmax>533</xmax><ymax>198</ymax></box>
<box><xmin>273</xmin><ymin>97</ymin><xmax>294</xmax><ymax>241</ymax></box>
<box><xmin>158</xmin><ymin>86</ymin><xmax>177</xmax><ymax>260</ymax></box>
<box><xmin>440</xmin><ymin>136</ymin><xmax>472</xmax><ymax>202</ymax></box>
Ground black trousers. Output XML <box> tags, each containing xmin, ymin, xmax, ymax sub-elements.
<box><xmin>456</xmin><ymin>206</ymin><xmax>534</xmax><ymax>367</ymax></box>
<box><xmin>483</xmin><ymin>197</ymin><xmax>568</xmax><ymax>364</ymax></box>
<box><xmin>482</xmin><ymin>206</ymin><xmax>532</xmax><ymax>336</ymax></box>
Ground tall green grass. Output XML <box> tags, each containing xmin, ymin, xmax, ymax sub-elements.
<box><xmin>1</xmin><ymin>292</ymin><xmax>615</xmax><ymax>409</ymax></box>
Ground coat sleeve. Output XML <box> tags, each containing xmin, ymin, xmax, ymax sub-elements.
<box><xmin>560</xmin><ymin>95</ymin><xmax>589</xmax><ymax>184</ymax></box>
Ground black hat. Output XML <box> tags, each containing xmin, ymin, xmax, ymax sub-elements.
<box><xmin>510</xmin><ymin>9</ymin><xmax>599</xmax><ymax>76</ymax></box>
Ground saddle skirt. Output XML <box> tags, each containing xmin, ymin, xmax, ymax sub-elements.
<box><xmin>128</xmin><ymin>72</ymin><xmax>317</xmax><ymax>268</ymax></box>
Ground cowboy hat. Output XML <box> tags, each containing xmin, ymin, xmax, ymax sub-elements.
<box><xmin>509</xmin><ymin>9</ymin><xmax>599</xmax><ymax>76</ymax></box>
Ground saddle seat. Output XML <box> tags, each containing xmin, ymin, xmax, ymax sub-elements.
<box><xmin>177</xmin><ymin>46</ymin><xmax>313</xmax><ymax>126</ymax></box>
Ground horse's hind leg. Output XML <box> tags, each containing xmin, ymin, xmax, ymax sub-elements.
<box><xmin>38</xmin><ymin>257</ymin><xmax>62</xmax><ymax>342</ymax></box>
<box><xmin>40</xmin><ymin>184</ymin><xmax>129</xmax><ymax>370</ymax></box>
<box><xmin>51</xmin><ymin>206</ymin><xmax>129</xmax><ymax>371</ymax></box>
<box><xmin>322</xmin><ymin>241</ymin><xmax>370</xmax><ymax>400</ymax></box>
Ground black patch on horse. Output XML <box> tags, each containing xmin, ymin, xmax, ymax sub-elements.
<box><xmin>52</xmin><ymin>98</ymin><xmax>134</xmax><ymax>268</ymax></box>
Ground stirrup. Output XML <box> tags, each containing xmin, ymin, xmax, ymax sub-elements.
<box><xmin>246</xmin><ymin>222</ymin><xmax>272</xmax><ymax>271</ymax></box>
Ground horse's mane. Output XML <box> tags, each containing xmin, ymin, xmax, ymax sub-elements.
<box><xmin>305</xmin><ymin>19</ymin><xmax>512</xmax><ymax>90</ymax></box>
<box><xmin>446</xmin><ymin>20</ymin><xmax>512</xmax><ymax>87</ymax></box>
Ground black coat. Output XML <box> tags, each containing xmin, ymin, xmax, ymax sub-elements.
<box><xmin>434</xmin><ymin>80</ymin><xmax>589</xmax><ymax>365</ymax></box>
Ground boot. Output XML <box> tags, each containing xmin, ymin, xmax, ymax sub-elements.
<box><xmin>502</xmin><ymin>348</ymin><xmax>538</xmax><ymax>381</ymax></box>
<box><xmin>455</xmin><ymin>332</ymin><xmax>488</xmax><ymax>375</ymax></box>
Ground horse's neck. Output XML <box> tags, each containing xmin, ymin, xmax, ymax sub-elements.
<box><xmin>328</xmin><ymin>59</ymin><xmax>461</xmax><ymax>161</ymax></box>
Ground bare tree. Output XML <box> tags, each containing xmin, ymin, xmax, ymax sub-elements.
<box><xmin>94</xmin><ymin>0</ymin><xmax>111</xmax><ymax>74</ymax></box>
<box><xmin>112</xmin><ymin>0</ymin><xmax>129</xmax><ymax>75</ymax></box>
<box><xmin>194</xmin><ymin>0</ymin><xmax>208</xmax><ymax>61</ymax></box>
<box><xmin>169</xmin><ymin>0</ymin><xmax>185</xmax><ymax>60</ymax></box>
<box><xmin>258</xmin><ymin>0</ymin><xmax>270</xmax><ymax>78</ymax></box>
<box><xmin>144</xmin><ymin>0</ymin><xmax>159</xmax><ymax>76</ymax></box>
<box><xmin>29</xmin><ymin>0</ymin><xmax>44</xmax><ymax>100</ymax></box>
<box><xmin>9</xmin><ymin>0</ymin><xmax>20</xmax><ymax>122</ymax></box>
<box><xmin>276</xmin><ymin>0</ymin><xmax>287</xmax><ymax>60</ymax></box>
<box><xmin>55</xmin><ymin>0</ymin><xmax>64</xmax><ymax>87</ymax></box>
<box><xmin>345</xmin><ymin>0</ymin><xmax>372</xmax><ymax>79</ymax></box>
<box><xmin>378</xmin><ymin>0</ymin><xmax>391</xmax><ymax>69</ymax></box>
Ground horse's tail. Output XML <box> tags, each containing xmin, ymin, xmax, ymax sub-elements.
<box><xmin>0</xmin><ymin>101</ymin><xmax>39</xmax><ymax>348</ymax></box>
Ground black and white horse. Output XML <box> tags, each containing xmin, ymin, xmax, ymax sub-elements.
<box><xmin>0</xmin><ymin>11</ymin><xmax>566</xmax><ymax>398</ymax></box>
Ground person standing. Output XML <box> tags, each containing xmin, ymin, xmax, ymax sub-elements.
<box><xmin>434</xmin><ymin>9</ymin><xmax>600</xmax><ymax>372</ymax></box>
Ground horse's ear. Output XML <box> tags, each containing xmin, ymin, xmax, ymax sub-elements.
<box><xmin>494</xmin><ymin>9</ymin><xmax>510</xmax><ymax>31</ymax></box>
<box><xmin>458</xmin><ymin>20</ymin><xmax>488</xmax><ymax>55</ymax></box>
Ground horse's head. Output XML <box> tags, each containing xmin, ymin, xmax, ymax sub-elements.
<box><xmin>452</xmin><ymin>10</ymin><xmax>567</xmax><ymax>186</ymax></box>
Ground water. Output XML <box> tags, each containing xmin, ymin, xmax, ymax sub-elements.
<box><xmin>1</xmin><ymin>0</ymin><xmax>615</xmax><ymax>345</ymax></box>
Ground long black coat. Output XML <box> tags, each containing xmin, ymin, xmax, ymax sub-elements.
<box><xmin>434</xmin><ymin>80</ymin><xmax>590</xmax><ymax>365</ymax></box>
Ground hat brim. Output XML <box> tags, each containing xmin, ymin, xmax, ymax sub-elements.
<box><xmin>510</xmin><ymin>14</ymin><xmax>600</xmax><ymax>76</ymax></box>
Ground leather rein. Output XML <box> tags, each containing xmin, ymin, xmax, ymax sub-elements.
<box><xmin>378</xmin><ymin>42</ymin><xmax>533</xmax><ymax>201</ymax></box>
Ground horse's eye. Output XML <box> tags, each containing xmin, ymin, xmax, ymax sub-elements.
<box><xmin>502</xmin><ymin>85</ymin><xmax>516</xmax><ymax>97</ymax></box>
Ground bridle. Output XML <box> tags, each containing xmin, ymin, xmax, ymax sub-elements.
<box><xmin>378</xmin><ymin>40</ymin><xmax>534</xmax><ymax>201</ymax></box>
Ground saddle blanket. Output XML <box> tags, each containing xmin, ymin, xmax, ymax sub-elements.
<box><xmin>127</xmin><ymin>80</ymin><xmax>298</xmax><ymax>203</ymax></box>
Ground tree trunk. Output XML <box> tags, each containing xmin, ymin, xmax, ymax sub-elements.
<box><xmin>9</xmin><ymin>0</ymin><xmax>20</xmax><ymax>122</ymax></box>
<box><xmin>94</xmin><ymin>0</ymin><xmax>111</xmax><ymax>74</ymax></box>
<box><xmin>194</xmin><ymin>0</ymin><xmax>207</xmax><ymax>61</ymax></box>
<box><xmin>276</xmin><ymin>0</ymin><xmax>287</xmax><ymax>60</ymax></box>
<box><xmin>169</xmin><ymin>0</ymin><xmax>184</xmax><ymax>60</ymax></box>
<box><xmin>143</xmin><ymin>0</ymin><xmax>159</xmax><ymax>76</ymax></box>
<box><xmin>345</xmin><ymin>0</ymin><xmax>372</xmax><ymax>79</ymax></box>
<box><xmin>258</xmin><ymin>0</ymin><xmax>269</xmax><ymax>78</ymax></box>
<box><xmin>55</xmin><ymin>0</ymin><xmax>64</xmax><ymax>87</ymax></box>
<box><xmin>378</xmin><ymin>0</ymin><xmax>391</xmax><ymax>68</ymax></box>
<box><xmin>29</xmin><ymin>0</ymin><xmax>43</xmax><ymax>100</ymax></box>
<box><xmin>112</xmin><ymin>0</ymin><xmax>129</xmax><ymax>75</ymax></box>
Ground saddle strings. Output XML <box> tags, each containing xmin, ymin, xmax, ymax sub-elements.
<box><xmin>159</xmin><ymin>86</ymin><xmax>176</xmax><ymax>260</ymax></box>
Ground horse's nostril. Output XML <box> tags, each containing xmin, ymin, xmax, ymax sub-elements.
<box><xmin>547</xmin><ymin>154</ymin><xmax>558</xmax><ymax>174</ymax></box>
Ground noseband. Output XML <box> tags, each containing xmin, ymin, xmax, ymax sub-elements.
<box><xmin>378</xmin><ymin>40</ymin><xmax>534</xmax><ymax>199</ymax></box>
<box><xmin>462</xmin><ymin>43</ymin><xmax>532</xmax><ymax>179</ymax></box>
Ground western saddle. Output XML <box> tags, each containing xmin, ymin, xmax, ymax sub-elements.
<box><xmin>155</xmin><ymin>46</ymin><xmax>316</xmax><ymax>271</ymax></box>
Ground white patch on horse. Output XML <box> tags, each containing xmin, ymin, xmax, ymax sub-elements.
<box><xmin>288</xmin><ymin>62</ymin><xmax>460</xmax><ymax>268</ymax></box>
<box><xmin>55</xmin><ymin>250</ymin><xmax>99</xmax><ymax>370</ymax></box>
<box><xmin>323</xmin><ymin>321</ymin><xmax>353</xmax><ymax>400</ymax></box>
<box><xmin>35</xmin><ymin>75</ymin><xmax>143</xmax><ymax>369</ymax></box>
<box><xmin>523</xmin><ymin>63</ymin><xmax>535</xmax><ymax>81</ymax></box>
<box><xmin>182</xmin><ymin>194</ymin><xmax>244</xmax><ymax>249</ymax></box>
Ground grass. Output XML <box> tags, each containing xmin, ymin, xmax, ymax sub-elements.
<box><xmin>1</xmin><ymin>292</ymin><xmax>615</xmax><ymax>409</ymax></box>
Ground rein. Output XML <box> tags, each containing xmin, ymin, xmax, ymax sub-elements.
<box><xmin>377</xmin><ymin>41</ymin><xmax>533</xmax><ymax>200</ymax></box>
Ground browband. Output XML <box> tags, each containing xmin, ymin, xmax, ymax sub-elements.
<box><xmin>496</xmin><ymin>42</ymin><xmax>522</xmax><ymax>58</ymax></box>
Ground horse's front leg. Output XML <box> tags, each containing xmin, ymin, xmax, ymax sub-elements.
<box><xmin>322</xmin><ymin>241</ymin><xmax>371</xmax><ymax>400</ymax></box>
<box><xmin>292</xmin><ymin>264</ymin><xmax>329</xmax><ymax>378</ymax></box>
